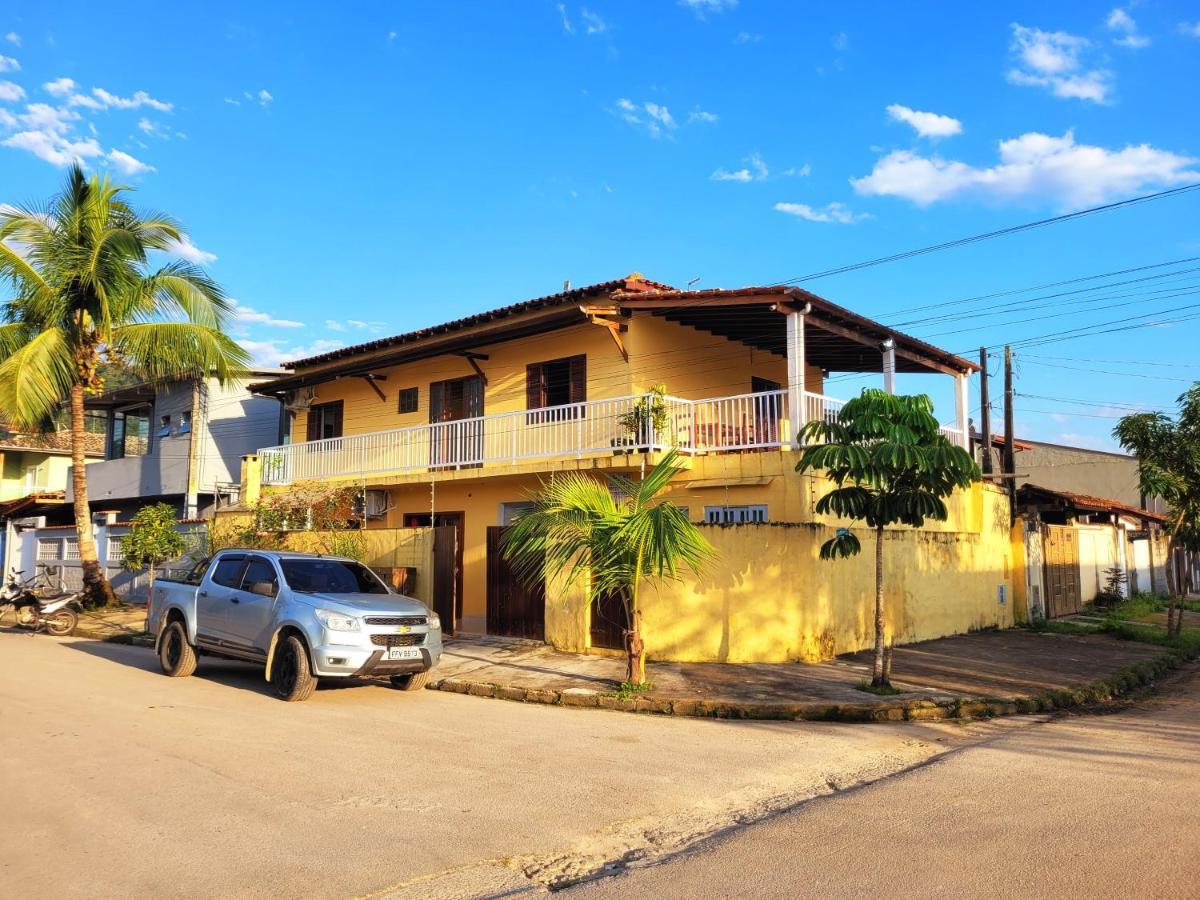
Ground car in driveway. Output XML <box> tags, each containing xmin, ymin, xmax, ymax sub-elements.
<box><xmin>149</xmin><ymin>549</ymin><xmax>443</xmax><ymax>701</ymax></box>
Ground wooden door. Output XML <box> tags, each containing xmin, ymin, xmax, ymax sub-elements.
<box><xmin>429</xmin><ymin>376</ymin><xmax>483</xmax><ymax>469</ymax></box>
<box><xmin>430</xmin><ymin>524</ymin><xmax>458</xmax><ymax>636</ymax></box>
<box><xmin>486</xmin><ymin>526</ymin><xmax>545</xmax><ymax>640</ymax></box>
<box><xmin>590</xmin><ymin>587</ymin><xmax>626</xmax><ymax>651</ymax></box>
<box><xmin>1042</xmin><ymin>525</ymin><xmax>1082</xmax><ymax>618</ymax></box>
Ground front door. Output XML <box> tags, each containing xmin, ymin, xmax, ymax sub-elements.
<box><xmin>1042</xmin><ymin>525</ymin><xmax>1082</xmax><ymax>618</ymax></box>
<box><xmin>590</xmin><ymin>587</ymin><xmax>626</xmax><ymax>651</ymax></box>
<box><xmin>223</xmin><ymin>554</ymin><xmax>280</xmax><ymax>653</ymax></box>
<box><xmin>429</xmin><ymin>375</ymin><xmax>484</xmax><ymax>469</ymax></box>
<box><xmin>486</xmin><ymin>526</ymin><xmax>545</xmax><ymax>640</ymax></box>
<box><xmin>405</xmin><ymin>512</ymin><xmax>464</xmax><ymax>633</ymax></box>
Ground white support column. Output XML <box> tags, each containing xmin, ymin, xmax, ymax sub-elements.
<box><xmin>954</xmin><ymin>372</ymin><xmax>970</xmax><ymax>450</ymax></box>
<box><xmin>881</xmin><ymin>339</ymin><xmax>896</xmax><ymax>394</ymax></box>
<box><xmin>786</xmin><ymin>308</ymin><xmax>807</xmax><ymax>445</ymax></box>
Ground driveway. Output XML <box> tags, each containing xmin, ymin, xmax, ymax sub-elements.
<box><xmin>0</xmin><ymin>633</ymin><xmax>1026</xmax><ymax>898</ymax></box>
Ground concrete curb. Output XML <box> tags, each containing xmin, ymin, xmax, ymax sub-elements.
<box><xmin>426</xmin><ymin>649</ymin><xmax>1196</xmax><ymax>723</ymax></box>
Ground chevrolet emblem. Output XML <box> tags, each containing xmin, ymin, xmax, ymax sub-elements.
<box><xmin>398</xmin><ymin>625</ymin><xmax>411</xmax><ymax>634</ymax></box>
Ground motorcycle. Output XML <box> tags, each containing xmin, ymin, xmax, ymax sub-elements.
<box><xmin>0</xmin><ymin>569</ymin><xmax>80</xmax><ymax>636</ymax></box>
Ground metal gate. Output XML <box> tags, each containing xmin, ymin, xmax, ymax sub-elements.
<box><xmin>485</xmin><ymin>526</ymin><xmax>544</xmax><ymax>640</ymax></box>
<box><xmin>1042</xmin><ymin>524</ymin><xmax>1082</xmax><ymax>618</ymax></box>
<box><xmin>431</xmin><ymin>525</ymin><xmax>458</xmax><ymax>636</ymax></box>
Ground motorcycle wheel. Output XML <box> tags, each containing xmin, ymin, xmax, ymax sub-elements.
<box><xmin>16</xmin><ymin>606</ymin><xmax>37</xmax><ymax>628</ymax></box>
<box><xmin>45</xmin><ymin>609</ymin><xmax>77</xmax><ymax>636</ymax></box>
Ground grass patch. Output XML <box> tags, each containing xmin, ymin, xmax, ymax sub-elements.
<box><xmin>856</xmin><ymin>679</ymin><xmax>904</xmax><ymax>696</ymax></box>
<box><xmin>615</xmin><ymin>680</ymin><xmax>654</xmax><ymax>701</ymax></box>
<box><xmin>1029</xmin><ymin>619</ymin><xmax>1099</xmax><ymax>637</ymax></box>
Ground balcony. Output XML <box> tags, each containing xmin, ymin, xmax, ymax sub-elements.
<box><xmin>259</xmin><ymin>391</ymin><xmax>966</xmax><ymax>486</ymax></box>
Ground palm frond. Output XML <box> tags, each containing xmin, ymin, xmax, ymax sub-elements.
<box><xmin>110</xmin><ymin>322</ymin><xmax>251</xmax><ymax>384</ymax></box>
<box><xmin>0</xmin><ymin>326</ymin><xmax>75</xmax><ymax>429</ymax></box>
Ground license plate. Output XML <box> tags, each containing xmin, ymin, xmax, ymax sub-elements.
<box><xmin>385</xmin><ymin>647</ymin><xmax>421</xmax><ymax>661</ymax></box>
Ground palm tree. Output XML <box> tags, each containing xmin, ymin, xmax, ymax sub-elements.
<box><xmin>502</xmin><ymin>449</ymin><xmax>714</xmax><ymax>685</ymax></box>
<box><xmin>0</xmin><ymin>165</ymin><xmax>249</xmax><ymax>606</ymax></box>
<box><xmin>795</xmin><ymin>389</ymin><xmax>979</xmax><ymax>687</ymax></box>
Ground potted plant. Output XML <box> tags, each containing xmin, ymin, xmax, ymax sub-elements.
<box><xmin>614</xmin><ymin>385</ymin><xmax>669</xmax><ymax>454</ymax></box>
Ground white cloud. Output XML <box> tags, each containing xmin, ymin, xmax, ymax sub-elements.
<box><xmin>4</xmin><ymin>33</ymin><xmax>20</xmax><ymax>48</ymax></box>
<box><xmin>1007</xmin><ymin>24</ymin><xmax>1111</xmax><ymax>103</ymax></box>
<box><xmin>615</xmin><ymin>98</ymin><xmax>677</xmax><ymax>139</ymax></box>
<box><xmin>832</xmin><ymin>32</ymin><xmax>848</xmax><ymax>51</ymax></box>
<box><xmin>850</xmin><ymin>130</ymin><xmax>1200</xmax><ymax>208</ymax></box>
<box><xmin>712</xmin><ymin>152</ymin><xmax>769</xmax><ymax>182</ymax></box>
<box><xmin>257</xmin><ymin>89</ymin><xmax>273</xmax><ymax>106</ymax></box>
<box><xmin>774</xmin><ymin>201</ymin><xmax>870</xmax><ymax>224</ymax></box>
<box><xmin>19</xmin><ymin>102</ymin><xmax>79</xmax><ymax>133</ymax></box>
<box><xmin>678</xmin><ymin>0</ymin><xmax>737</xmax><ymax>17</ymax></box>
<box><xmin>43</xmin><ymin>77</ymin><xmax>75</xmax><ymax>97</ymax></box>
<box><xmin>233</xmin><ymin>303</ymin><xmax>304</xmax><ymax>328</ymax></box>
<box><xmin>86</xmin><ymin>87</ymin><xmax>173</xmax><ymax>112</ymax></box>
<box><xmin>734</xmin><ymin>32</ymin><xmax>762</xmax><ymax>45</ymax></box>
<box><xmin>688</xmin><ymin>108</ymin><xmax>718</xmax><ymax>124</ymax></box>
<box><xmin>0</xmin><ymin>55</ymin><xmax>18</xmax><ymax>73</ymax></box>
<box><xmin>164</xmin><ymin>235</ymin><xmax>217</xmax><ymax>265</ymax></box>
<box><xmin>2</xmin><ymin>129</ymin><xmax>102</xmax><ymax>166</ymax></box>
<box><xmin>237</xmin><ymin>337</ymin><xmax>347</xmax><ymax>368</ymax></box>
<box><xmin>106</xmin><ymin>148</ymin><xmax>155</xmax><ymax>175</ymax></box>
<box><xmin>1106</xmin><ymin>7</ymin><xmax>1150</xmax><ymax>48</ymax></box>
<box><xmin>556</xmin><ymin>4</ymin><xmax>574</xmax><ymax>34</ymax></box>
<box><xmin>886</xmin><ymin>103</ymin><xmax>962</xmax><ymax>138</ymax></box>
<box><xmin>387</xmin><ymin>30</ymin><xmax>397</xmax><ymax>41</ymax></box>
<box><xmin>1179</xmin><ymin>22</ymin><xmax>1200</xmax><ymax>38</ymax></box>
<box><xmin>0</xmin><ymin>81</ymin><xmax>25</xmax><ymax>103</ymax></box>
<box><xmin>580</xmin><ymin>8</ymin><xmax>607</xmax><ymax>35</ymax></box>
<box><xmin>324</xmin><ymin>320</ymin><xmax>346</xmax><ymax>332</ymax></box>
<box><xmin>0</xmin><ymin>107</ymin><xmax>15</xmax><ymax>129</ymax></box>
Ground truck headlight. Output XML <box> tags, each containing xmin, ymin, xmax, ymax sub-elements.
<box><xmin>316</xmin><ymin>609</ymin><xmax>361</xmax><ymax>632</ymax></box>
<box><xmin>427</xmin><ymin>612</ymin><xmax>441</xmax><ymax>631</ymax></box>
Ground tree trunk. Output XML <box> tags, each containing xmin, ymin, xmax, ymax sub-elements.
<box><xmin>622</xmin><ymin>581</ymin><xmax>647</xmax><ymax>687</ymax></box>
<box><xmin>872</xmin><ymin>525</ymin><xmax>888</xmax><ymax>686</ymax></box>
<box><xmin>70</xmin><ymin>384</ymin><xmax>116</xmax><ymax>609</ymax></box>
<box><xmin>1165</xmin><ymin>542</ymin><xmax>1179</xmax><ymax>638</ymax></box>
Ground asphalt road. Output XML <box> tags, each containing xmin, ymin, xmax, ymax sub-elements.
<box><xmin>569</xmin><ymin>666</ymin><xmax>1200</xmax><ymax>899</ymax></box>
<box><xmin>0</xmin><ymin>633</ymin><xmax>996</xmax><ymax>899</ymax></box>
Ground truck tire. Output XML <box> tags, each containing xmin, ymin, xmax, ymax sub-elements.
<box><xmin>272</xmin><ymin>634</ymin><xmax>316</xmax><ymax>702</ymax></box>
<box><xmin>390</xmin><ymin>671</ymin><xmax>430</xmax><ymax>692</ymax></box>
<box><xmin>159</xmin><ymin>620</ymin><xmax>197</xmax><ymax>677</ymax></box>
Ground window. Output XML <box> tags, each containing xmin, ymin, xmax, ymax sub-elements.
<box><xmin>182</xmin><ymin>557</ymin><xmax>212</xmax><ymax>585</ymax></box>
<box><xmin>64</xmin><ymin>538</ymin><xmax>81</xmax><ymax>560</ymax></box>
<box><xmin>111</xmin><ymin>407</ymin><xmax>151</xmax><ymax>459</ymax></box>
<box><xmin>280</xmin><ymin>558</ymin><xmax>389</xmax><ymax>594</ymax></box>
<box><xmin>239</xmin><ymin>557</ymin><xmax>278</xmax><ymax>595</ymax></box>
<box><xmin>178</xmin><ymin>411</ymin><xmax>192</xmax><ymax>433</ymax></box>
<box><xmin>306</xmin><ymin>401</ymin><xmax>344</xmax><ymax>442</ymax></box>
<box><xmin>526</xmin><ymin>355</ymin><xmax>586</xmax><ymax>421</ymax></box>
<box><xmin>107</xmin><ymin>537</ymin><xmax>125</xmax><ymax>562</ymax></box>
<box><xmin>704</xmin><ymin>504</ymin><xmax>769</xmax><ymax>525</ymax></box>
<box><xmin>210</xmin><ymin>554</ymin><xmax>247</xmax><ymax>588</ymax></box>
<box><xmin>37</xmin><ymin>538</ymin><xmax>60</xmax><ymax>561</ymax></box>
<box><xmin>397</xmin><ymin>387</ymin><xmax>419</xmax><ymax>414</ymax></box>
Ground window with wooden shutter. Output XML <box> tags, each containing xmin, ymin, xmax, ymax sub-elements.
<box><xmin>306</xmin><ymin>401</ymin><xmax>344</xmax><ymax>441</ymax></box>
<box><xmin>526</xmin><ymin>355</ymin><xmax>586</xmax><ymax>422</ymax></box>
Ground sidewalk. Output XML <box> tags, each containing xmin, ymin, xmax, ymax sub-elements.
<box><xmin>431</xmin><ymin>630</ymin><xmax>1189</xmax><ymax>722</ymax></box>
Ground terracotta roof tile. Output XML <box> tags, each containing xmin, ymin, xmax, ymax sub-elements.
<box><xmin>0</xmin><ymin>430</ymin><xmax>105</xmax><ymax>456</ymax></box>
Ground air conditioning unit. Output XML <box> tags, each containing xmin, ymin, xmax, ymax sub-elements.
<box><xmin>285</xmin><ymin>386</ymin><xmax>316</xmax><ymax>412</ymax></box>
<box><xmin>355</xmin><ymin>489</ymin><xmax>389</xmax><ymax>520</ymax></box>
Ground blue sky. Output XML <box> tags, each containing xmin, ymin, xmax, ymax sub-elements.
<box><xmin>2</xmin><ymin>1</ymin><xmax>1199</xmax><ymax>449</ymax></box>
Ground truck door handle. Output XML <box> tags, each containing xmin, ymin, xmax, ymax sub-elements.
<box><xmin>229</xmin><ymin>597</ymin><xmax>240</xmax><ymax>604</ymax></box>
<box><xmin>199</xmin><ymin>590</ymin><xmax>208</xmax><ymax>597</ymax></box>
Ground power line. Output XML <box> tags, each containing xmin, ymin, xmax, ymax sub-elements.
<box><xmin>1021</xmin><ymin>359</ymin><xmax>1197</xmax><ymax>383</ymax></box>
<box><xmin>771</xmin><ymin>182</ymin><xmax>1200</xmax><ymax>286</ymax></box>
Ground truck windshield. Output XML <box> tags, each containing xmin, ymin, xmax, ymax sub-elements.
<box><xmin>278</xmin><ymin>559</ymin><xmax>389</xmax><ymax>594</ymax></box>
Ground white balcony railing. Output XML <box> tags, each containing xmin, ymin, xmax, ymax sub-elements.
<box><xmin>259</xmin><ymin>389</ymin><xmax>968</xmax><ymax>485</ymax></box>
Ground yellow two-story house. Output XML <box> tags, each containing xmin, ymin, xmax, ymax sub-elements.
<box><xmin>247</xmin><ymin>274</ymin><xmax>987</xmax><ymax>655</ymax></box>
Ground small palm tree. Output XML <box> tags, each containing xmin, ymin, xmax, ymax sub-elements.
<box><xmin>502</xmin><ymin>449</ymin><xmax>714</xmax><ymax>685</ymax></box>
<box><xmin>0</xmin><ymin>166</ymin><xmax>249</xmax><ymax>606</ymax></box>
<box><xmin>796</xmin><ymin>389</ymin><xmax>979</xmax><ymax>687</ymax></box>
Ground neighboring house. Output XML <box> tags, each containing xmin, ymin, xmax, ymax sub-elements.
<box><xmin>67</xmin><ymin>372</ymin><xmax>284</xmax><ymax>519</ymax></box>
<box><xmin>238</xmin><ymin>273</ymin><xmax>1012</xmax><ymax>663</ymax></box>
<box><xmin>1015</xmin><ymin>483</ymin><xmax>1169</xmax><ymax>618</ymax></box>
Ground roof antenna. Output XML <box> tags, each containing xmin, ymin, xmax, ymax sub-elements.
<box><xmin>563</xmin><ymin>279</ymin><xmax>572</xmax><ymax>291</ymax></box>
<box><xmin>687</xmin><ymin>276</ymin><xmax>701</xmax><ymax>288</ymax></box>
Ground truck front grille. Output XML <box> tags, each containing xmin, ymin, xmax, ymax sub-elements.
<box><xmin>370</xmin><ymin>633</ymin><xmax>425</xmax><ymax>648</ymax></box>
<box><xmin>365</xmin><ymin>616</ymin><xmax>427</xmax><ymax>627</ymax></box>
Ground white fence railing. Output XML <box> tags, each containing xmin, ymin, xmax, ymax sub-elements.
<box><xmin>260</xmin><ymin>389</ymin><xmax>969</xmax><ymax>485</ymax></box>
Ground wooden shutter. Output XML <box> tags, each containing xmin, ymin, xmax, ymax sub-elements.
<box><xmin>429</xmin><ymin>381</ymin><xmax>445</xmax><ymax>423</ymax></box>
<box><xmin>568</xmin><ymin>355</ymin><xmax>587</xmax><ymax>404</ymax></box>
<box><xmin>464</xmin><ymin>376</ymin><xmax>484</xmax><ymax>418</ymax></box>
<box><xmin>526</xmin><ymin>363</ymin><xmax>545</xmax><ymax>410</ymax></box>
<box><xmin>306</xmin><ymin>408</ymin><xmax>319</xmax><ymax>442</ymax></box>
<box><xmin>328</xmin><ymin>401</ymin><xmax>343</xmax><ymax>438</ymax></box>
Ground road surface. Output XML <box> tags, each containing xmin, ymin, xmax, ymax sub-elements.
<box><xmin>569</xmin><ymin>666</ymin><xmax>1200</xmax><ymax>899</ymax></box>
<box><xmin>0</xmin><ymin>632</ymin><xmax>1003</xmax><ymax>898</ymax></box>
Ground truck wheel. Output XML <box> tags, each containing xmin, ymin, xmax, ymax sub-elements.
<box><xmin>390</xmin><ymin>671</ymin><xmax>430</xmax><ymax>692</ymax></box>
<box><xmin>159</xmin><ymin>621</ymin><xmax>197</xmax><ymax>677</ymax></box>
<box><xmin>272</xmin><ymin>635</ymin><xmax>316</xmax><ymax>702</ymax></box>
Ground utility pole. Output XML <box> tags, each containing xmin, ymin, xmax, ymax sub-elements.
<box><xmin>979</xmin><ymin>347</ymin><xmax>992</xmax><ymax>476</ymax></box>
<box><xmin>1003</xmin><ymin>345</ymin><xmax>1016</xmax><ymax>522</ymax></box>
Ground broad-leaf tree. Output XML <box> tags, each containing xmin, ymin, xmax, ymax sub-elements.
<box><xmin>796</xmin><ymin>389</ymin><xmax>980</xmax><ymax>687</ymax></box>
<box><xmin>502</xmin><ymin>449</ymin><xmax>714</xmax><ymax>685</ymax></box>
<box><xmin>123</xmin><ymin>502</ymin><xmax>187</xmax><ymax>610</ymax></box>
<box><xmin>1114</xmin><ymin>384</ymin><xmax>1200</xmax><ymax>637</ymax></box>
<box><xmin>0</xmin><ymin>166</ymin><xmax>249</xmax><ymax>606</ymax></box>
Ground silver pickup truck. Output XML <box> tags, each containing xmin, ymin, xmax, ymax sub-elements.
<box><xmin>149</xmin><ymin>549</ymin><xmax>443</xmax><ymax>701</ymax></box>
